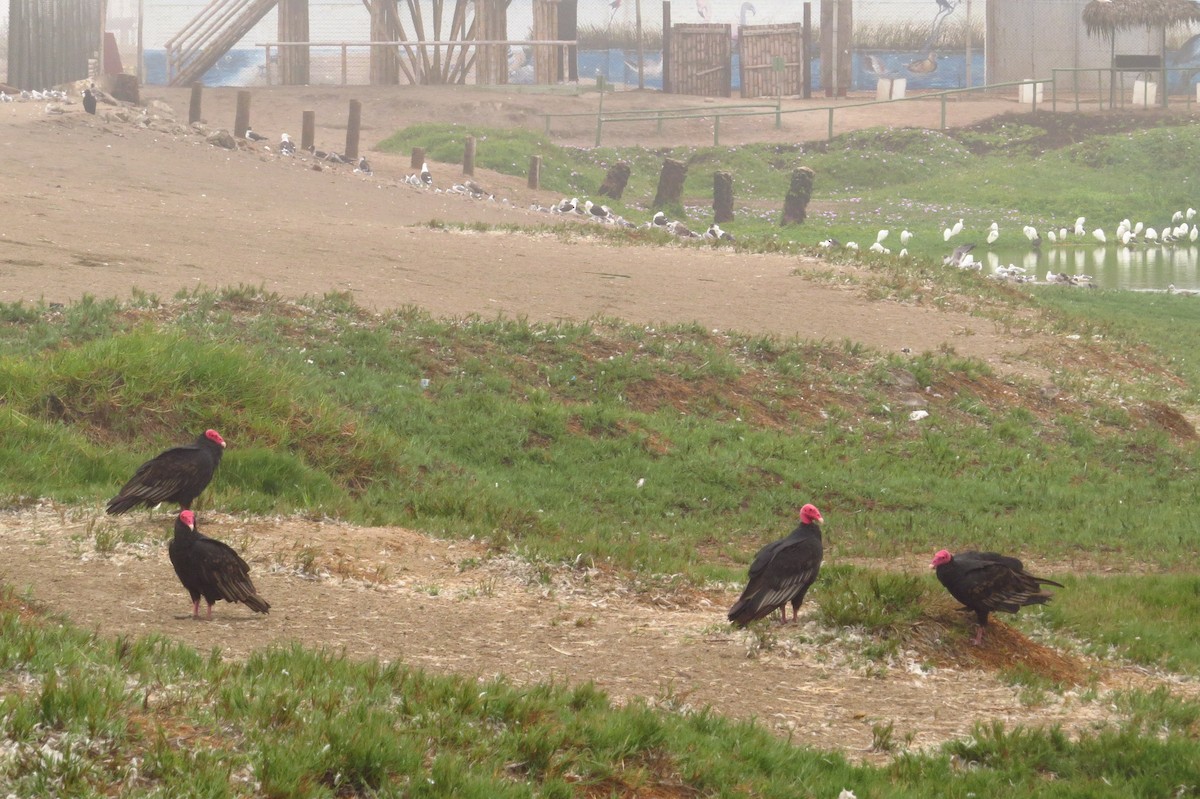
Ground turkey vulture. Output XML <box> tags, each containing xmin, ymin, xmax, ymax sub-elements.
<box><xmin>169</xmin><ymin>510</ymin><xmax>270</xmax><ymax>619</ymax></box>
<box><xmin>106</xmin><ymin>429</ymin><xmax>226</xmax><ymax>515</ymax></box>
<box><xmin>931</xmin><ymin>549</ymin><xmax>1063</xmax><ymax>645</ymax></box>
<box><xmin>728</xmin><ymin>504</ymin><xmax>824</xmax><ymax>627</ymax></box>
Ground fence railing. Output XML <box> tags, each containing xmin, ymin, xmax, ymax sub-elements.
<box><xmin>1050</xmin><ymin>67</ymin><xmax>1198</xmax><ymax>112</ymax></box>
<box><xmin>547</xmin><ymin>80</ymin><xmax>1052</xmax><ymax>146</ymax></box>
<box><xmin>254</xmin><ymin>40</ymin><xmax>576</xmax><ymax>86</ymax></box>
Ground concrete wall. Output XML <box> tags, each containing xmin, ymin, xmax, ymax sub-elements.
<box><xmin>987</xmin><ymin>0</ymin><xmax>1161</xmax><ymax>83</ymax></box>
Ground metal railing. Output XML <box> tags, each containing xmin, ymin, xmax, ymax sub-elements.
<box><xmin>1050</xmin><ymin>67</ymin><xmax>1197</xmax><ymax>112</ymax></box>
<box><xmin>254</xmin><ymin>39</ymin><xmax>577</xmax><ymax>87</ymax></box>
<box><xmin>546</xmin><ymin>79</ymin><xmax>1054</xmax><ymax>146</ymax></box>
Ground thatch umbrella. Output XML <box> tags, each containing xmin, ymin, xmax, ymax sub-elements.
<box><xmin>1082</xmin><ymin>0</ymin><xmax>1200</xmax><ymax>106</ymax></box>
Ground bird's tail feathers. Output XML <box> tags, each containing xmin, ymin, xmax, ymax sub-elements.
<box><xmin>105</xmin><ymin>495</ymin><xmax>139</xmax><ymax>515</ymax></box>
<box><xmin>242</xmin><ymin>593</ymin><xmax>271</xmax><ymax>614</ymax></box>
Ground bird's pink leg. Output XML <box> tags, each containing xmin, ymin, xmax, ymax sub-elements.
<box><xmin>972</xmin><ymin>625</ymin><xmax>985</xmax><ymax>646</ymax></box>
<box><xmin>206</xmin><ymin>603</ymin><xmax>215</xmax><ymax>621</ymax></box>
<box><xmin>192</xmin><ymin>600</ymin><xmax>201</xmax><ymax>619</ymax></box>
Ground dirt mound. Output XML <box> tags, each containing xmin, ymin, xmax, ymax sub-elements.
<box><xmin>911</xmin><ymin>597</ymin><xmax>1090</xmax><ymax>686</ymax></box>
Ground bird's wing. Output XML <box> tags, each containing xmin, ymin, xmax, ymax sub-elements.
<box><xmin>111</xmin><ymin>444</ymin><xmax>208</xmax><ymax>505</ymax></box>
<box><xmin>193</xmin><ymin>538</ymin><xmax>261</xmax><ymax>602</ymax></box>
<box><xmin>956</xmin><ymin>557</ymin><xmax>1056</xmax><ymax>613</ymax></box>
<box><xmin>740</xmin><ymin>536</ymin><xmax>822</xmax><ymax>603</ymax></box>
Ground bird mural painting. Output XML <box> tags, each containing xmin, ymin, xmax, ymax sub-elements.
<box><xmin>728</xmin><ymin>504</ymin><xmax>824</xmax><ymax>627</ymax></box>
<box><xmin>106</xmin><ymin>429</ymin><xmax>226</xmax><ymax>515</ymax></box>
<box><xmin>906</xmin><ymin>52</ymin><xmax>938</xmax><ymax>75</ymax></box>
<box><xmin>931</xmin><ymin>550</ymin><xmax>1063</xmax><ymax>645</ymax></box>
<box><xmin>170</xmin><ymin>511</ymin><xmax>270</xmax><ymax>620</ymax></box>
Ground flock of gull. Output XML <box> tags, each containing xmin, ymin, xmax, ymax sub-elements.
<box><xmin>0</xmin><ymin>88</ymin><xmax>69</xmax><ymax>103</ymax></box>
<box><xmin>821</xmin><ymin>207</ymin><xmax>1199</xmax><ymax>287</ymax></box>
<box><xmin>527</xmin><ymin>199</ymin><xmax>736</xmax><ymax>241</ymax></box>
<box><xmin>240</xmin><ymin>127</ymin><xmax>505</xmax><ymax>199</ymax></box>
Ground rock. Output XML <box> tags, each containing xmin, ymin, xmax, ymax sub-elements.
<box><xmin>206</xmin><ymin>129</ymin><xmax>237</xmax><ymax>149</ymax></box>
<box><xmin>147</xmin><ymin>99</ymin><xmax>175</xmax><ymax>119</ymax></box>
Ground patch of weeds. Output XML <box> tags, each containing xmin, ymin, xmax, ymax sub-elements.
<box><xmin>816</xmin><ymin>566</ymin><xmax>927</xmax><ymax>640</ymax></box>
<box><xmin>871</xmin><ymin>719</ymin><xmax>896</xmax><ymax>753</ymax></box>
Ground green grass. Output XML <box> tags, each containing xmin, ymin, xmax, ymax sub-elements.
<box><xmin>2</xmin><ymin>589</ymin><xmax>1200</xmax><ymax>798</ymax></box>
<box><xmin>1041</xmin><ymin>575</ymin><xmax>1200</xmax><ymax>672</ymax></box>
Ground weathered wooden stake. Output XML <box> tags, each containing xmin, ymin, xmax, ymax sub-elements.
<box><xmin>301</xmin><ymin>110</ymin><xmax>315</xmax><ymax>150</ymax></box>
<box><xmin>345</xmin><ymin>99</ymin><xmax>361</xmax><ymax>160</ymax></box>
<box><xmin>781</xmin><ymin>166</ymin><xmax>816</xmax><ymax>225</ymax></box>
<box><xmin>188</xmin><ymin>82</ymin><xmax>203</xmax><ymax>124</ymax></box>
<box><xmin>411</xmin><ymin>146</ymin><xmax>426</xmax><ymax>169</ymax></box>
<box><xmin>528</xmin><ymin>155</ymin><xmax>542</xmax><ymax>189</ymax></box>
<box><xmin>463</xmin><ymin>135</ymin><xmax>476</xmax><ymax>176</ymax></box>
<box><xmin>713</xmin><ymin>171</ymin><xmax>734</xmax><ymax>223</ymax></box>
<box><xmin>233</xmin><ymin>90</ymin><xmax>251</xmax><ymax>139</ymax></box>
<box><xmin>652</xmin><ymin>157</ymin><xmax>688</xmax><ymax>208</ymax></box>
<box><xmin>597</xmin><ymin>161</ymin><xmax>631</xmax><ymax>199</ymax></box>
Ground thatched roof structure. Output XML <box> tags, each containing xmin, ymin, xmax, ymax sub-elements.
<box><xmin>1082</xmin><ymin>0</ymin><xmax>1200</xmax><ymax>38</ymax></box>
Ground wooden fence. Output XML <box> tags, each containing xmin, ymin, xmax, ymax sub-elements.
<box><xmin>668</xmin><ymin>24</ymin><xmax>732</xmax><ymax>98</ymax></box>
<box><xmin>7</xmin><ymin>0</ymin><xmax>101</xmax><ymax>90</ymax></box>
<box><xmin>739</xmin><ymin>24</ymin><xmax>805</xmax><ymax>99</ymax></box>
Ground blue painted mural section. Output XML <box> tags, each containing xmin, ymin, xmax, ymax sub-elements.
<box><xmin>572</xmin><ymin>49</ymin><xmax>987</xmax><ymax>91</ymax></box>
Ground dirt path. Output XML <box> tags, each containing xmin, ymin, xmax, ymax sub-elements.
<box><xmin>2</xmin><ymin>505</ymin><xmax>1191</xmax><ymax>760</ymax></box>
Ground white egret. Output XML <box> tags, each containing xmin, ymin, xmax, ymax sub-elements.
<box><xmin>1092</xmin><ymin>228</ymin><xmax>1106</xmax><ymax>244</ymax></box>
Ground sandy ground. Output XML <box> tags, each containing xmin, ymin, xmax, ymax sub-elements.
<box><xmin>2</xmin><ymin>85</ymin><xmax>1192</xmax><ymax>759</ymax></box>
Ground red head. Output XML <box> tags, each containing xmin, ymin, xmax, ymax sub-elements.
<box><xmin>931</xmin><ymin>549</ymin><xmax>952</xmax><ymax>569</ymax></box>
<box><xmin>799</xmin><ymin>504</ymin><xmax>823</xmax><ymax>524</ymax></box>
<box><xmin>205</xmin><ymin>429</ymin><xmax>226</xmax><ymax>448</ymax></box>
<box><xmin>179</xmin><ymin>510</ymin><xmax>195</xmax><ymax>529</ymax></box>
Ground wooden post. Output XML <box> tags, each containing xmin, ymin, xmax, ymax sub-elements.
<box><xmin>301</xmin><ymin>110</ymin><xmax>315</xmax><ymax>151</ymax></box>
<box><xmin>653</xmin><ymin>158</ymin><xmax>688</xmax><ymax>209</ymax></box>
<box><xmin>345</xmin><ymin>99</ymin><xmax>362</xmax><ymax>160</ymax></box>
<box><xmin>713</xmin><ymin>171</ymin><xmax>734</xmax><ymax>223</ymax></box>
<box><xmin>188</xmin><ymin>81</ymin><xmax>203</xmax><ymax>124</ymax></box>
<box><xmin>838</xmin><ymin>0</ymin><xmax>852</xmax><ymax>97</ymax></box>
<box><xmin>234</xmin><ymin>90</ymin><xmax>251</xmax><ymax>138</ymax></box>
<box><xmin>802</xmin><ymin>3</ymin><xmax>812</xmax><ymax>99</ymax></box>
<box><xmin>662</xmin><ymin>0</ymin><xmax>672</xmax><ymax>93</ymax></box>
<box><xmin>635</xmin><ymin>0</ymin><xmax>644</xmax><ymax>89</ymax></box>
<box><xmin>411</xmin><ymin>146</ymin><xmax>426</xmax><ymax>170</ymax></box>
<box><xmin>463</xmin><ymin>135</ymin><xmax>476</xmax><ymax>176</ymax></box>
<box><xmin>278</xmin><ymin>0</ymin><xmax>310</xmax><ymax>85</ymax></box>
<box><xmin>597</xmin><ymin>161</ymin><xmax>631</xmax><ymax>199</ymax></box>
<box><xmin>781</xmin><ymin>166</ymin><xmax>816</xmax><ymax>225</ymax></box>
<box><xmin>528</xmin><ymin>155</ymin><xmax>542</xmax><ymax>189</ymax></box>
